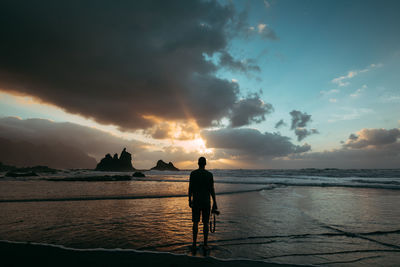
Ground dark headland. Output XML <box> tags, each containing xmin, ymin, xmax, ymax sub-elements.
<box><xmin>151</xmin><ymin>160</ymin><xmax>179</xmax><ymax>171</ymax></box>
<box><xmin>95</xmin><ymin>148</ymin><xmax>135</xmax><ymax>171</ymax></box>
<box><xmin>1</xmin><ymin>162</ymin><xmax>58</xmax><ymax>177</ymax></box>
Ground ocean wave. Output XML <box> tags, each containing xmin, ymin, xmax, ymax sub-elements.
<box><xmin>1</xmin><ymin>180</ymin><xmax>399</xmax><ymax>204</ymax></box>
<box><xmin>0</xmin><ymin>187</ymin><xmax>275</xmax><ymax>203</ymax></box>
<box><xmin>351</xmin><ymin>179</ymin><xmax>400</xmax><ymax>185</ymax></box>
<box><xmin>0</xmin><ymin>240</ymin><xmax>299</xmax><ymax>266</ymax></box>
<box><xmin>130</xmin><ymin>177</ymin><xmax>400</xmax><ymax>190</ymax></box>
<box><xmin>268</xmin><ymin>182</ymin><xmax>400</xmax><ymax>190</ymax></box>
<box><xmin>139</xmin><ymin>228</ymin><xmax>400</xmax><ymax>251</ymax></box>
<box><xmin>262</xmin><ymin>249</ymin><xmax>400</xmax><ymax>260</ymax></box>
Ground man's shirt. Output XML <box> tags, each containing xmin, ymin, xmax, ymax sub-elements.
<box><xmin>189</xmin><ymin>169</ymin><xmax>214</xmax><ymax>207</ymax></box>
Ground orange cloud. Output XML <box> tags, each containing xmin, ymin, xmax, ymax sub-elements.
<box><xmin>143</xmin><ymin>116</ymin><xmax>200</xmax><ymax>141</ymax></box>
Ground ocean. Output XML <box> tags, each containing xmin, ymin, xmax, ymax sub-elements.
<box><xmin>1</xmin><ymin>169</ymin><xmax>399</xmax><ymax>266</ymax></box>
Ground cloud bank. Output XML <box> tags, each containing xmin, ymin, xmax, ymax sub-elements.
<box><xmin>1</xmin><ymin>117</ymin><xmax>398</xmax><ymax>169</ymax></box>
<box><xmin>0</xmin><ymin>117</ymin><xmax>204</xmax><ymax>169</ymax></box>
<box><xmin>0</xmin><ymin>117</ymin><xmax>148</xmax><ymax>159</ymax></box>
<box><xmin>276</xmin><ymin>127</ymin><xmax>400</xmax><ymax>169</ymax></box>
<box><xmin>0</xmin><ymin>0</ymin><xmax>272</xmax><ymax>132</ymax></box>
<box><xmin>344</xmin><ymin>128</ymin><xmax>400</xmax><ymax>149</ymax></box>
<box><xmin>201</xmin><ymin>128</ymin><xmax>311</xmax><ymax>161</ymax></box>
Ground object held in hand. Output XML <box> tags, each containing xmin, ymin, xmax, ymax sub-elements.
<box><xmin>210</xmin><ymin>207</ymin><xmax>220</xmax><ymax>233</ymax></box>
<box><xmin>211</xmin><ymin>208</ymin><xmax>220</xmax><ymax>215</ymax></box>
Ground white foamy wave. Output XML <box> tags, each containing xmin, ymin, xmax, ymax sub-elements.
<box><xmin>0</xmin><ymin>186</ymin><xmax>275</xmax><ymax>203</ymax></box>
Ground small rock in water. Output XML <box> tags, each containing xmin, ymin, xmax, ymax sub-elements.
<box><xmin>132</xmin><ymin>172</ymin><xmax>145</xmax><ymax>177</ymax></box>
<box><xmin>6</xmin><ymin>171</ymin><xmax>38</xmax><ymax>177</ymax></box>
<box><xmin>151</xmin><ymin>160</ymin><xmax>179</xmax><ymax>171</ymax></box>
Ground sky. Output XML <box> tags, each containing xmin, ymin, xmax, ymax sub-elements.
<box><xmin>0</xmin><ymin>0</ymin><xmax>399</xmax><ymax>169</ymax></box>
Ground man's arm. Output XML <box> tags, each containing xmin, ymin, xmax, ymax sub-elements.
<box><xmin>188</xmin><ymin>173</ymin><xmax>193</xmax><ymax>208</ymax></box>
<box><xmin>210</xmin><ymin>174</ymin><xmax>217</xmax><ymax>210</ymax></box>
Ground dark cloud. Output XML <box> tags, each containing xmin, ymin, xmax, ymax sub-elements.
<box><xmin>0</xmin><ymin>0</ymin><xmax>276</xmax><ymax>131</ymax></box>
<box><xmin>229</xmin><ymin>94</ymin><xmax>273</xmax><ymax>127</ymax></box>
<box><xmin>290</xmin><ymin>110</ymin><xmax>312</xmax><ymax>129</ymax></box>
<box><xmin>219</xmin><ymin>51</ymin><xmax>260</xmax><ymax>73</ymax></box>
<box><xmin>348</xmin><ymin>133</ymin><xmax>358</xmax><ymax>140</ymax></box>
<box><xmin>274</xmin><ymin>119</ymin><xmax>286</xmax><ymax>128</ymax></box>
<box><xmin>289</xmin><ymin>110</ymin><xmax>318</xmax><ymax>141</ymax></box>
<box><xmin>201</xmin><ymin>128</ymin><xmax>311</xmax><ymax>159</ymax></box>
<box><xmin>344</xmin><ymin>128</ymin><xmax>400</xmax><ymax>149</ymax></box>
<box><xmin>294</xmin><ymin>128</ymin><xmax>319</xmax><ymax>142</ymax></box>
<box><xmin>294</xmin><ymin>143</ymin><xmax>312</xmax><ymax>153</ymax></box>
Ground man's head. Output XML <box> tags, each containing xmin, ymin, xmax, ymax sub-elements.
<box><xmin>198</xmin><ymin>157</ymin><xmax>206</xmax><ymax>168</ymax></box>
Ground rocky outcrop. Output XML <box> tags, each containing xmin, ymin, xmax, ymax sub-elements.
<box><xmin>6</xmin><ymin>171</ymin><xmax>39</xmax><ymax>177</ymax></box>
<box><xmin>0</xmin><ymin>162</ymin><xmax>58</xmax><ymax>173</ymax></box>
<box><xmin>132</xmin><ymin>172</ymin><xmax>145</xmax><ymax>177</ymax></box>
<box><xmin>95</xmin><ymin>148</ymin><xmax>135</xmax><ymax>171</ymax></box>
<box><xmin>151</xmin><ymin>160</ymin><xmax>179</xmax><ymax>171</ymax></box>
<box><xmin>0</xmin><ymin>162</ymin><xmax>15</xmax><ymax>172</ymax></box>
<box><xmin>45</xmin><ymin>175</ymin><xmax>131</xmax><ymax>181</ymax></box>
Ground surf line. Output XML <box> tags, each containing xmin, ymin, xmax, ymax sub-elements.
<box><xmin>0</xmin><ymin>187</ymin><xmax>272</xmax><ymax>203</ymax></box>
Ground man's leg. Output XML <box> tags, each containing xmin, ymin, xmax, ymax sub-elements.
<box><xmin>202</xmin><ymin>206</ymin><xmax>211</xmax><ymax>247</ymax></box>
<box><xmin>192</xmin><ymin>206</ymin><xmax>200</xmax><ymax>249</ymax></box>
<box><xmin>192</xmin><ymin>222</ymin><xmax>198</xmax><ymax>248</ymax></box>
<box><xmin>203</xmin><ymin>221</ymin><xmax>209</xmax><ymax>246</ymax></box>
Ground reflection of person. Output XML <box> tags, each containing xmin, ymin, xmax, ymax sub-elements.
<box><xmin>188</xmin><ymin>157</ymin><xmax>217</xmax><ymax>250</ymax></box>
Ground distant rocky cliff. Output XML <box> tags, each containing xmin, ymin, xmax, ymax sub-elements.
<box><xmin>95</xmin><ymin>148</ymin><xmax>135</xmax><ymax>171</ymax></box>
<box><xmin>0</xmin><ymin>137</ymin><xmax>96</xmax><ymax>169</ymax></box>
<box><xmin>151</xmin><ymin>160</ymin><xmax>179</xmax><ymax>171</ymax></box>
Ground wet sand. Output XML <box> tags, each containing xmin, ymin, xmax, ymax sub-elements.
<box><xmin>0</xmin><ymin>241</ymin><xmax>294</xmax><ymax>267</ymax></box>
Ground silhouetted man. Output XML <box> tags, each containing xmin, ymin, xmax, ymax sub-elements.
<box><xmin>188</xmin><ymin>157</ymin><xmax>217</xmax><ymax>250</ymax></box>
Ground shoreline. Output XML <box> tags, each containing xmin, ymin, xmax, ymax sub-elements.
<box><xmin>0</xmin><ymin>240</ymin><xmax>298</xmax><ymax>267</ymax></box>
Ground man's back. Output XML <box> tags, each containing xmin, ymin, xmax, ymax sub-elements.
<box><xmin>189</xmin><ymin>169</ymin><xmax>213</xmax><ymax>207</ymax></box>
<box><xmin>188</xmin><ymin>157</ymin><xmax>217</xmax><ymax>249</ymax></box>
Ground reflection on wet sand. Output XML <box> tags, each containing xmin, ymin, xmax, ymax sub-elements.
<box><xmin>0</xmin><ymin>184</ymin><xmax>399</xmax><ymax>265</ymax></box>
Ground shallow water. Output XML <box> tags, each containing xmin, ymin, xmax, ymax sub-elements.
<box><xmin>0</xmin><ymin>169</ymin><xmax>399</xmax><ymax>265</ymax></box>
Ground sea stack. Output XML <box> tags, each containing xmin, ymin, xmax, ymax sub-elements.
<box><xmin>151</xmin><ymin>160</ymin><xmax>179</xmax><ymax>171</ymax></box>
<box><xmin>95</xmin><ymin>148</ymin><xmax>135</xmax><ymax>171</ymax></box>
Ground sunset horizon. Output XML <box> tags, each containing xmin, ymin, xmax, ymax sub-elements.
<box><xmin>1</xmin><ymin>1</ymin><xmax>399</xmax><ymax>266</ymax></box>
<box><xmin>1</xmin><ymin>0</ymin><xmax>399</xmax><ymax>170</ymax></box>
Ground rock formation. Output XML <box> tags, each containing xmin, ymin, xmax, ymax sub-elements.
<box><xmin>6</xmin><ymin>171</ymin><xmax>39</xmax><ymax>177</ymax></box>
<box><xmin>0</xmin><ymin>162</ymin><xmax>58</xmax><ymax>173</ymax></box>
<box><xmin>45</xmin><ymin>175</ymin><xmax>132</xmax><ymax>181</ymax></box>
<box><xmin>132</xmin><ymin>172</ymin><xmax>145</xmax><ymax>177</ymax></box>
<box><xmin>95</xmin><ymin>148</ymin><xmax>135</xmax><ymax>171</ymax></box>
<box><xmin>151</xmin><ymin>160</ymin><xmax>179</xmax><ymax>171</ymax></box>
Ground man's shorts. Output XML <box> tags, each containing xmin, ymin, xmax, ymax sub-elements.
<box><xmin>192</xmin><ymin>204</ymin><xmax>210</xmax><ymax>224</ymax></box>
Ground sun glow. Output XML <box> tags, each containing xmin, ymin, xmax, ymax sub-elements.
<box><xmin>186</xmin><ymin>138</ymin><xmax>213</xmax><ymax>154</ymax></box>
<box><xmin>142</xmin><ymin>115</ymin><xmax>213</xmax><ymax>154</ymax></box>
